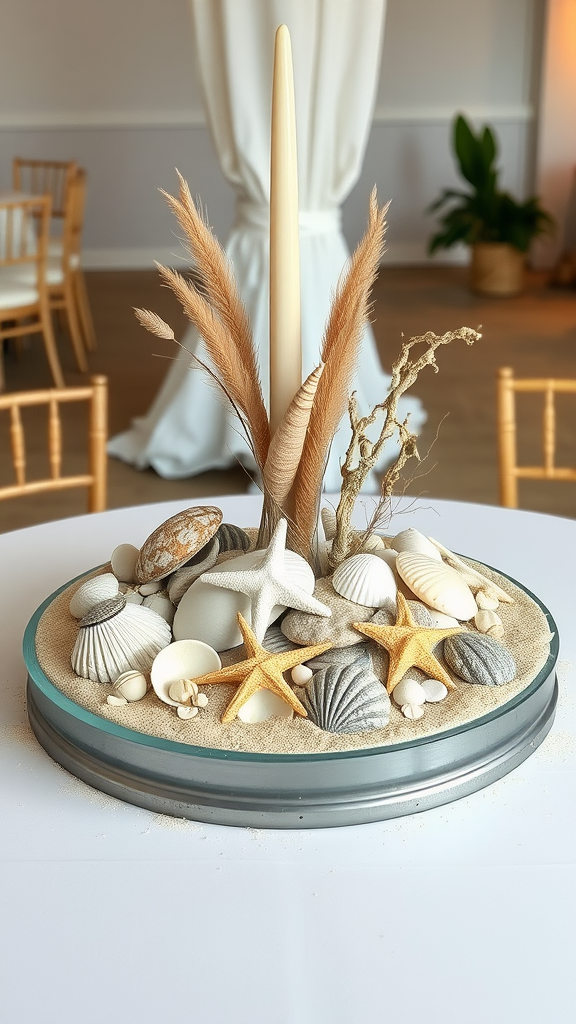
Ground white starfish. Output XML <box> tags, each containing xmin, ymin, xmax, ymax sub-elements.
<box><xmin>199</xmin><ymin>519</ymin><xmax>331</xmax><ymax>642</ymax></box>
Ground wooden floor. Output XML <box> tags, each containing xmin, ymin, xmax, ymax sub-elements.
<box><xmin>1</xmin><ymin>265</ymin><xmax>576</xmax><ymax>533</ymax></box>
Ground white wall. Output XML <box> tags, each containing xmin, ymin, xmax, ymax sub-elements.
<box><xmin>0</xmin><ymin>0</ymin><xmax>544</xmax><ymax>267</ymax></box>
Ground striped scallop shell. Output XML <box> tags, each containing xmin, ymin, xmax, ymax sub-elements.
<box><xmin>69</xmin><ymin>573</ymin><xmax>119</xmax><ymax>619</ymax></box>
<box><xmin>302</xmin><ymin>654</ymin><xmax>391</xmax><ymax>734</ymax></box>
<box><xmin>71</xmin><ymin>596</ymin><xmax>172</xmax><ymax>683</ymax></box>
<box><xmin>332</xmin><ymin>553</ymin><xmax>397</xmax><ymax>610</ymax></box>
<box><xmin>216</xmin><ymin>523</ymin><xmax>252</xmax><ymax>553</ymax></box>
<box><xmin>391</xmin><ymin>528</ymin><xmax>442</xmax><ymax>561</ymax></box>
<box><xmin>396</xmin><ymin>551</ymin><xmax>477</xmax><ymax>621</ymax></box>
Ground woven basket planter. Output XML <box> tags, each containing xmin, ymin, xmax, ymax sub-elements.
<box><xmin>471</xmin><ymin>242</ymin><xmax>525</xmax><ymax>296</ymax></box>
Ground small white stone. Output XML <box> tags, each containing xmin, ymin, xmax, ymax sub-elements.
<box><xmin>476</xmin><ymin>591</ymin><xmax>499</xmax><ymax>611</ymax></box>
<box><xmin>421</xmin><ymin>678</ymin><xmax>448</xmax><ymax>703</ymax></box>
<box><xmin>123</xmin><ymin>591</ymin><xmax>144</xmax><ymax>606</ymax></box>
<box><xmin>143</xmin><ymin>594</ymin><xmax>175</xmax><ymax>625</ymax></box>
<box><xmin>291</xmin><ymin>664</ymin><xmax>313</xmax><ymax>686</ymax></box>
<box><xmin>177</xmin><ymin>705</ymin><xmax>198</xmax><ymax>720</ymax></box>
<box><xmin>111</xmin><ymin>543</ymin><xmax>140</xmax><ymax>584</ymax></box>
<box><xmin>113</xmin><ymin>670</ymin><xmax>148</xmax><ymax>702</ymax></box>
<box><xmin>392</xmin><ymin>677</ymin><xmax>427</xmax><ymax>707</ymax></box>
<box><xmin>139</xmin><ymin>581</ymin><xmax>162</xmax><ymax>596</ymax></box>
<box><xmin>107</xmin><ymin>694</ymin><xmax>128</xmax><ymax>706</ymax></box>
<box><xmin>401</xmin><ymin>703</ymin><xmax>425</xmax><ymax>720</ymax></box>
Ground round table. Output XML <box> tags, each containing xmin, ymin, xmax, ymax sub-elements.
<box><xmin>1</xmin><ymin>495</ymin><xmax>575</xmax><ymax>1024</ymax></box>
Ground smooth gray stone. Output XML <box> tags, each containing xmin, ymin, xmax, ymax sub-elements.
<box><xmin>281</xmin><ymin>576</ymin><xmax>376</xmax><ymax>647</ymax></box>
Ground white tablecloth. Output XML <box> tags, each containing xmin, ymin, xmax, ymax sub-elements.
<box><xmin>1</xmin><ymin>495</ymin><xmax>575</xmax><ymax>1024</ymax></box>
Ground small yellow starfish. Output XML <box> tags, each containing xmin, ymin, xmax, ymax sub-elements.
<box><xmin>353</xmin><ymin>592</ymin><xmax>464</xmax><ymax>694</ymax></box>
<box><xmin>191</xmin><ymin>613</ymin><xmax>332</xmax><ymax>723</ymax></box>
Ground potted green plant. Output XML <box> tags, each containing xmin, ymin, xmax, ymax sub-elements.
<box><xmin>428</xmin><ymin>114</ymin><xmax>554</xmax><ymax>295</ymax></box>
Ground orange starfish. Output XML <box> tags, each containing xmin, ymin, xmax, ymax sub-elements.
<box><xmin>353</xmin><ymin>592</ymin><xmax>464</xmax><ymax>694</ymax></box>
<box><xmin>191</xmin><ymin>613</ymin><xmax>332</xmax><ymax>723</ymax></box>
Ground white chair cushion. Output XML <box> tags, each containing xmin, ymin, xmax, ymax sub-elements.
<box><xmin>0</xmin><ymin>266</ymin><xmax>38</xmax><ymax>308</ymax></box>
<box><xmin>48</xmin><ymin>239</ymin><xmax>79</xmax><ymax>269</ymax></box>
<box><xmin>10</xmin><ymin>256</ymin><xmax>64</xmax><ymax>288</ymax></box>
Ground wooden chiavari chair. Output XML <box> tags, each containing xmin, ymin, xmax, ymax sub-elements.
<box><xmin>0</xmin><ymin>375</ymin><xmax>107</xmax><ymax>512</ymax></box>
<box><xmin>497</xmin><ymin>366</ymin><xmax>576</xmax><ymax>508</ymax></box>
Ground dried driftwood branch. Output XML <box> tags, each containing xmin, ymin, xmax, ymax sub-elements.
<box><xmin>329</xmin><ymin>326</ymin><xmax>482</xmax><ymax>568</ymax></box>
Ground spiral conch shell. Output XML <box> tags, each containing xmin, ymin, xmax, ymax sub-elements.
<box><xmin>262</xmin><ymin>362</ymin><xmax>324</xmax><ymax>505</ymax></box>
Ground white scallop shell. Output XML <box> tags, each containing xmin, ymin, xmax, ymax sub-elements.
<box><xmin>332</xmin><ymin>553</ymin><xmax>397</xmax><ymax>610</ymax></box>
<box><xmin>391</xmin><ymin>528</ymin><xmax>442</xmax><ymax>561</ymax></box>
<box><xmin>71</xmin><ymin>599</ymin><xmax>172</xmax><ymax>684</ymax></box>
<box><xmin>69</xmin><ymin>573</ymin><xmax>119</xmax><ymax>619</ymax></box>
<box><xmin>151</xmin><ymin>639</ymin><xmax>221</xmax><ymax>707</ymax></box>
<box><xmin>358</xmin><ymin>533</ymin><xmax>385</xmax><ymax>554</ymax></box>
<box><xmin>421</xmin><ymin>678</ymin><xmax>448</xmax><ymax>703</ymax></box>
<box><xmin>173</xmin><ymin>549</ymin><xmax>313</xmax><ymax>651</ymax></box>
<box><xmin>113</xmin><ymin>670</ymin><xmax>148</xmax><ymax>702</ymax></box>
<box><xmin>396</xmin><ymin>551</ymin><xmax>477</xmax><ymax>621</ymax></box>
<box><xmin>111</xmin><ymin>543</ymin><xmax>140</xmax><ymax>583</ymax></box>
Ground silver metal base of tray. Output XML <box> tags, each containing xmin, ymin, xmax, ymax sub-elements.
<box><xmin>24</xmin><ymin>570</ymin><xmax>559</xmax><ymax>829</ymax></box>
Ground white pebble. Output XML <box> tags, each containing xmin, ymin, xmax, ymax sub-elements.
<box><xmin>291</xmin><ymin>664</ymin><xmax>313</xmax><ymax>686</ymax></box>
<box><xmin>139</xmin><ymin>581</ymin><xmax>162</xmax><ymax>596</ymax></box>
<box><xmin>421</xmin><ymin>678</ymin><xmax>448</xmax><ymax>703</ymax></box>
<box><xmin>194</xmin><ymin>692</ymin><xmax>209</xmax><ymax>708</ymax></box>
<box><xmin>392</xmin><ymin>677</ymin><xmax>426</xmax><ymax>707</ymax></box>
<box><xmin>427</xmin><ymin>609</ymin><xmax>460</xmax><ymax>628</ymax></box>
<box><xmin>113</xmin><ymin>670</ymin><xmax>148</xmax><ymax>702</ymax></box>
<box><xmin>124</xmin><ymin>591</ymin><xmax>144</xmax><ymax>606</ymax></box>
<box><xmin>111</xmin><ymin>543</ymin><xmax>140</xmax><ymax>584</ymax></box>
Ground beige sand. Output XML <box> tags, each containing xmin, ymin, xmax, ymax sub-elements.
<box><xmin>35</xmin><ymin>559</ymin><xmax>554</xmax><ymax>755</ymax></box>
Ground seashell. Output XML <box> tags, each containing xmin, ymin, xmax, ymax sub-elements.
<box><xmin>474</xmin><ymin>609</ymin><xmax>504</xmax><ymax>639</ymax></box>
<box><xmin>262</xmin><ymin>625</ymin><xmax>301</xmax><ymax>655</ymax></box>
<box><xmin>173</xmin><ymin>549</ymin><xmax>312</xmax><ymax>651</ymax></box>
<box><xmin>391</xmin><ymin>528</ymin><xmax>442</xmax><ymax>562</ymax></box>
<box><xmin>167</xmin><ymin>536</ymin><xmax>221</xmax><ymax>605</ymax></box>
<box><xmin>69</xmin><ymin>573</ymin><xmax>119</xmax><ymax>619</ymax></box>
<box><xmin>374</xmin><ymin>548</ymin><xmax>398</xmax><ymax>571</ymax></box>
<box><xmin>396</xmin><ymin>551</ymin><xmax>477</xmax><ymax>621</ymax></box>
<box><xmin>305</xmin><ymin>644</ymin><xmax>370</xmax><ymax>672</ymax></box>
<box><xmin>402</xmin><ymin>703</ymin><xmax>424</xmax><ymax>720</ymax></box>
<box><xmin>142</xmin><ymin>593</ymin><xmax>175</xmax><ymax>625</ymax></box>
<box><xmin>476</xmin><ymin>591</ymin><xmax>499</xmax><ymax>611</ymax></box>
<box><xmin>72</xmin><ymin>597</ymin><xmax>172</xmax><ymax>684</ymax></box>
<box><xmin>320</xmin><ymin>507</ymin><xmax>337</xmax><ymax>541</ymax></box>
<box><xmin>168</xmin><ymin>678</ymin><xmax>198</xmax><ymax>704</ymax></box>
<box><xmin>392</xmin><ymin>677</ymin><xmax>427</xmax><ymax>707</ymax></box>
<box><xmin>291</xmin><ymin>664</ymin><xmax>313</xmax><ymax>686</ymax></box>
<box><xmin>177</xmin><ymin>705</ymin><xmax>198</xmax><ymax>720</ymax></box>
<box><xmin>302</xmin><ymin>654</ymin><xmax>391</xmax><ymax>734</ymax></box>
<box><xmin>237</xmin><ymin>690</ymin><xmax>294</xmax><ymax>724</ymax></box>
<box><xmin>263</xmin><ymin>362</ymin><xmax>324</xmax><ymax>505</ymax></box>
<box><xmin>113</xmin><ymin>670</ymin><xmax>148</xmax><ymax>702</ymax></box>
<box><xmin>427</xmin><ymin>537</ymin><xmax>514</xmax><ymax>604</ymax></box>
<box><xmin>151</xmin><ymin>639</ymin><xmax>221</xmax><ymax>707</ymax></box>
<box><xmin>135</xmin><ymin>506</ymin><xmax>222</xmax><ymax>584</ymax></box>
<box><xmin>421</xmin><ymin>678</ymin><xmax>448</xmax><ymax>703</ymax></box>
<box><xmin>356</xmin><ymin>532</ymin><xmax>385</xmax><ymax>554</ymax></box>
<box><xmin>107</xmin><ymin>694</ymin><xmax>128</xmax><ymax>706</ymax></box>
<box><xmin>332</xmin><ymin>553</ymin><xmax>397</xmax><ymax>611</ymax></box>
<box><xmin>426</xmin><ymin>609</ymin><xmax>460</xmax><ymax>629</ymax></box>
<box><xmin>444</xmin><ymin>633</ymin><xmax>516</xmax><ymax>686</ymax></box>
<box><xmin>139</xmin><ymin>581</ymin><xmax>162</xmax><ymax>596</ymax></box>
<box><xmin>111</xmin><ymin>543</ymin><xmax>140</xmax><ymax>583</ymax></box>
<box><xmin>216</xmin><ymin>523</ymin><xmax>252</xmax><ymax>553</ymax></box>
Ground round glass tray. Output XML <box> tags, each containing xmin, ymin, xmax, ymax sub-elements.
<box><xmin>24</xmin><ymin>566</ymin><xmax>559</xmax><ymax>829</ymax></box>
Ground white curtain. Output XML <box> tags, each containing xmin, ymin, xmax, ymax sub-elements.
<box><xmin>108</xmin><ymin>0</ymin><xmax>425</xmax><ymax>491</ymax></box>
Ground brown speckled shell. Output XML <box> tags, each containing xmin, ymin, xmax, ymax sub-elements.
<box><xmin>135</xmin><ymin>506</ymin><xmax>222</xmax><ymax>583</ymax></box>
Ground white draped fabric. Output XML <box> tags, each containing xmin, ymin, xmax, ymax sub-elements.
<box><xmin>108</xmin><ymin>0</ymin><xmax>425</xmax><ymax>492</ymax></box>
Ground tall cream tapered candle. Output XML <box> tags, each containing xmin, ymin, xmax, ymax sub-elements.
<box><xmin>269</xmin><ymin>24</ymin><xmax>302</xmax><ymax>438</ymax></box>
